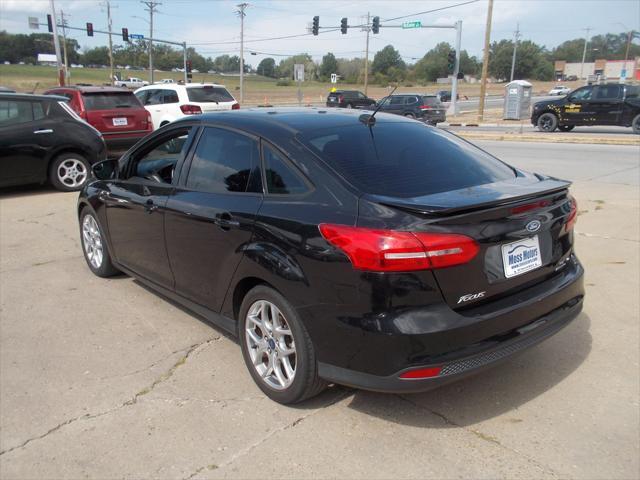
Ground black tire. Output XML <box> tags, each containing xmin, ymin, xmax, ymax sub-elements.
<box><xmin>404</xmin><ymin>113</ymin><xmax>416</xmax><ymax>119</ymax></box>
<box><xmin>49</xmin><ymin>152</ymin><xmax>91</xmax><ymax>192</ymax></box>
<box><xmin>238</xmin><ymin>285</ymin><xmax>326</xmax><ymax>404</ymax></box>
<box><xmin>537</xmin><ymin>112</ymin><xmax>558</xmax><ymax>132</ymax></box>
<box><xmin>632</xmin><ymin>114</ymin><xmax>640</xmax><ymax>134</ymax></box>
<box><xmin>345</xmin><ymin>103</ymin><xmax>353</xmax><ymax>109</ymax></box>
<box><xmin>79</xmin><ymin>209</ymin><xmax>120</xmax><ymax>278</ymax></box>
<box><xmin>558</xmin><ymin>125</ymin><xmax>575</xmax><ymax>132</ymax></box>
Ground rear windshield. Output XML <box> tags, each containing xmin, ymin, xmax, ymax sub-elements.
<box><xmin>300</xmin><ymin>122</ymin><xmax>515</xmax><ymax>198</ymax></box>
<box><xmin>187</xmin><ymin>86</ymin><xmax>234</xmax><ymax>103</ymax></box>
<box><xmin>82</xmin><ymin>92</ymin><xmax>141</xmax><ymax>110</ymax></box>
<box><xmin>422</xmin><ymin>96</ymin><xmax>441</xmax><ymax>106</ymax></box>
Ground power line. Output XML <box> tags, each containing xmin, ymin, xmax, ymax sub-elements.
<box><xmin>382</xmin><ymin>0</ymin><xmax>480</xmax><ymax>23</ymax></box>
<box><xmin>141</xmin><ymin>1</ymin><xmax>161</xmax><ymax>83</ymax></box>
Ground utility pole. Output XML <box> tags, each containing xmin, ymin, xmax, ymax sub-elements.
<box><xmin>477</xmin><ymin>0</ymin><xmax>493</xmax><ymax>121</ymax></box>
<box><xmin>60</xmin><ymin>10</ymin><xmax>70</xmax><ymax>83</ymax></box>
<box><xmin>624</xmin><ymin>30</ymin><xmax>633</xmax><ymax>61</ymax></box>
<box><xmin>580</xmin><ymin>27</ymin><xmax>592</xmax><ymax>82</ymax></box>
<box><xmin>510</xmin><ymin>22</ymin><xmax>520</xmax><ymax>82</ymax></box>
<box><xmin>49</xmin><ymin>0</ymin><xmax>65</xmax><ymax>86</ymax></box>
<box><xmin>364</xmin><ymin>12</ymin><xmax>370</xmax><ymax>95</ymax></box>
<box><xmin>141</xmin><ymin>1</ymin><xmax>161</xmax><ymax>84</ymax></box>
<box><xmin>448</xmin><ymin>20</ymin><xmax>462</xmax><ymax>116</ymax></box>
<box><xmin>101</xmin><ymin>1</ymin><xmax>116</xmax><ymax>85</ymax></box>
<box><xmin>237</xmin><ymin>3</ymin><xmax>248</xmax><ymax>104</ymax></box>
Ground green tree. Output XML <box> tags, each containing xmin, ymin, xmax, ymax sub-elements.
<box><xmin>276</xmin><ymin>54</ymin><xmax>314</xmax><ymax>79</ymax></box>
<box><xmin>319</xmin><ymin>52</ymin><xmax>338</xmax><ymax>80</ymax></box>
<box><xmin>489</xmin><ymin>39</ymin><xmax>552</xmax><ymax>80</ymax></box>
<box><xmin>371</xmin><ymin>45</ymin><xmax>405</xmax><ymax>75</ymax></box>
<box><xmin>82</xmin><ymin>46</ymin><xmax>110</xmax><ymax>66</ymax></box>
<box><xmin>257</xmin><ymin>57</ymin><xmax>276</xmax><ymax>77</ymax></box>
<box><xmin>336</xmin><ymin>57</ymin><xmax>364</xmax><ymax>83</ymax></box>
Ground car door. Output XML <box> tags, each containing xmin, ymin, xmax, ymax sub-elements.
<box><xmin>0</xmin><ymin>98</ymin><xmax>55</xmax><ymax>187</ymax></box>
<box><xmin>591</xmin><ymin>84</ymin><xmax>623</xmax><ymax>125</ymax></box>
<box><xmin>562</xmin><ymin>86</ymin><xmax>594</xmax><ymax>125</ymax></box>
<box><xmin>387</xmin><ymin>96</ymin><xmax>406</xmax><ymax>115</ymax></box>
<box><xmin>164</xmin><ymin>126</ymin><xmax>263</xmax><ymax>312</ymax></box>
<box><xmin>102</xmin><ymin>125</ymin><xmax>196</xmax><ymax>288</ymax></box>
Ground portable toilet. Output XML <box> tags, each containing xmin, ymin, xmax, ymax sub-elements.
<box><xmin>503</xmin><ymin>80</ymin><xmax>532</xmax><ymax>120</ymax></box>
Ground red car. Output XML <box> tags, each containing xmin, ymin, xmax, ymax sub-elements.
<box><xmin>44</xmin><ymin>86</ymin><xmax>152</xmax><ymax>154</ymax></box>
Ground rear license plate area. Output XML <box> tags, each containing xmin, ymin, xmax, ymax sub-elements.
<box><xmin>112</xmin><ymin>117</ymin><xmax>128</xmax><ymax>126</ymax></box>
<box><xmin>501</xmin><ymin>236</ymin><xmax>542</xmax><ymax>278</ymax></box>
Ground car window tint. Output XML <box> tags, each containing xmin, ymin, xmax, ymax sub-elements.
<box><xmin>389</xmin><ymin>97</ymin><xmax>404</xmax><ymax>105</ymax></box>
<box><xmin>571</xmin><ymin>86</ymin><xmax>592</xmax><ymax>101</ymax></box>
<box><xmin>133</xmin><ymin>127</ymin><xmax>192</xmax><ymax>183</ymax></box>
<box><xmin>0</xmin><ymin>100</ymin><xmax>33</xmax><ymax>125</ymax></box>
<box><xmin>134</xmin><ymin>90</ymin><xmax>149</xmax><ymax>105</ymax></box>
<box><xmin>263</xmin><ymin>144</ymin><xmax>308</xmax><ymax>195</ymax></box>
<box><xmin>186</xmin><ymin>127</ymin><xmax>260</xmax><ymax>194</ymax></box>
<box><xmin>82</xmin><ymin>93</ymin><xmax>141</xmax><ymax>110</ymax></box>
<box><xmin>302</xmin><ymin>123</ymin><xmax>515</xmax><ymax>198</ymax></box>
<box><xmin>626</xmin><ymin>85</ymin><xmax>639</xmax><ymax>98</ymax></box>
<box><xmin>594</xmin><ymin>85</ymin><xmax>621</xmax><ymax>100</ymax></box>
<box><xmin>405</xmin><ymin>96</ymin><xmax>419</xmax><ymax>105</ymax></box>
<box><xmin>186</xmin><ymin>87</ymin><xmax>234</xmax><ymax>103</ymax></box>
<box><xmin>422</xmin><ymin>96</ymin><xmax>441</xmax><ymax>106</ymax></box>
<box><xmin>32</xmin><ymin>101</ymin><xmax>45</xmax><ymax>120</ymax></box>
<box><xmin>146</xmin><ymin>89</ymin><xmax>165</xmax><ymax>105</ymax></box>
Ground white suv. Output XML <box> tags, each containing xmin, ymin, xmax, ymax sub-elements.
<box><xmin>134</xmin><ymin>83</ymin><xmax>239</xmax><ymax>129</ymax></box>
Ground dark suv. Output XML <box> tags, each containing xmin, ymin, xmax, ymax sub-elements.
<box><xmin>326</xmin><ymin>90</ymin><xmax>376</xmax><ymax>109</ymax></box>
<box><xmin>376</xmin><ymin>94</ymin><xmax>446</xmax><ymax>124</ymax></box>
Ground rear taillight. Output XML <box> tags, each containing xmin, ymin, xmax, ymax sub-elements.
<box><xmin>339</xmin><ymin>95</ymin><xmax>344</xmax><ymax>103</ymax></box>
<box><xmin>564</xmin><ymin>196</ymin><xmax>577</xmax><ymax>233</ymax></box>
<box><xmin>232</xmin><ymin>102</ymin><xmax>240</xmax><ymax>110</ymax></box>
<box><xmin>143</xmin><ymin>112</ymin><xmax>153</xmax><ymax>130</ymax></box>
<box><xmin>399</xmin><ymin>366</ymin><xmax>442</xmax><ymax>379</ymax></box>
<box><xmin>180</xmin><ymin>104</ymin><xmax>202</xmax><ymax>115</ymax></box>
<box><xmin>318</xmin><ymin>224</ymin><xmax>479</xmax><ymax>272</ymax></box>
<box><xmin>511</xmin><ymin>199</ymin><xmax>551</xmax><ymax>215</ymax></box>
<box><xmin>419</xmin><ymin>105</ymin><xmax>433</xmax><ymax>110</ymax></box>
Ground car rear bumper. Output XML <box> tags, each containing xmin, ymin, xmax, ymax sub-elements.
<box><xmin>307</xmin><ymin>255</ymin><xmax>584</xmax><ymax>392</ymax></box>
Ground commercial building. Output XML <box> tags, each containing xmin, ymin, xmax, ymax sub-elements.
<box><xmin>554</xmin><ymin>58</ymin><xmax>639</xmax><ymax>81</ymax></box>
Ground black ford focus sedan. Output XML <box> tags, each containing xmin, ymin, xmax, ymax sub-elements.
<box><xmin>78</xmin><ymin>109</ymin><xmax>584</xmax><ymax>404</ymax></box>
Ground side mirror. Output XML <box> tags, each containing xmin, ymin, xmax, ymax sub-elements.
<box><xmin>92</xmin><ymin>158</ymin><xmax>118</xmax><ymax>181</ymax></box>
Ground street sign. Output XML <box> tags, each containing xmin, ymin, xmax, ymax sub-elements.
<box><xmin>330</xmin><ymin>73</ymin><xmax>337</xmax><ymax>84</ymax></box>
<box><xmin>129</xmin><ymin>33</ymin><xmax>144</xmax><ymax>39</ymax></box>
<box><xmin>28</xmin><ymin>17</ymin><xmax>39</xmax><ymax>29</ymax></box>
<box><xmin>294</xmin><ymin>63</ymin><xmax>305</xmax><ymax>82</ymax></box>
<box><xmin>402</xmin><ymin>21</ymin><xmax>422</xmax><ymax>29</ymax></box>
<box><xmin>621</xmin><ymin>69</ymin><xmax>627</xmax><ymax>80</ymax></box>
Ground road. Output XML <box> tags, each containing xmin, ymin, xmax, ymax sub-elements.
<box><xmin>452</xmin><ymin>95</ymin><xmax>555</xmax><ymax>113</ymax></box>
<box><xmin>1</xmin><ymin>141</ymin><xmax>638</xmax><ymax>479</ymax></box>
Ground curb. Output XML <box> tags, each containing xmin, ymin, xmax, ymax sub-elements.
<box><xmin>455</xmin><ymin>132</ymin><xmax>640</xmax><ymax>146</ymax></box>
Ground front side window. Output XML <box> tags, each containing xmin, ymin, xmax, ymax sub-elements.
<box><xmin>130</xmin><ymin>127</ymin><xmax>192</xmax><ymax>183</ymax></box>
<box><xmin>570</xmin><ymin>86</ymin><xmax>593</xmax><ymax>102</ymax></box>
<box><xmin>186</xmin><ymin>127</ymin><xmax>261</xmax><ymax>194</ymax></box>
<box><xmin>389</xmin><ymin>96</ymin><xmax>404</xmax><ymax>105</ymax></box>
<box><xmin>263</xmin><ymin>144</ymin><xmax>309</xmax><ymax>195</ymax></box>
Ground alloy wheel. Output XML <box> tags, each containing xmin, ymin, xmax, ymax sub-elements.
<box><xmin>245</xmin><ymin>300</ymin><xmax>296</xmax><ymax>390</ymax></box>
<box><xmin>82</xmin><ymin>214</ymin><xmax>103</xmax><ymax>269</ymax></box>
<box><xmin>57</xmin><ymin>159</ymin><xmax>87</xmax><ymax>188</ymax></box>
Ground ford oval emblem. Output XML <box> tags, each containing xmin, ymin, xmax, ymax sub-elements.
<box><xmin>526</xmin><ymin>220</ymin><xmax>541</xmax><ymax>233</ymax></box>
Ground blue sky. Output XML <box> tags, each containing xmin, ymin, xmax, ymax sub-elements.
<box><xmin>1</xmin><ymin>0</ymin><xmax>638</xmax><ymax>67</ymax></box>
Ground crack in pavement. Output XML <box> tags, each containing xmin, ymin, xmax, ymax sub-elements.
<box><xmin>182</xmin><ymin>388</ymin><xmax>353</xmax><ymax>480</ymax></box>
<box><xmin>396</xmin><ymin>395</ymin><xmax>564</xmax><ymax>478</ymax></box>
<box><xmin>0</xmin><ymin>336</ymin><xmax>221</xmax><ymax>457</ymax></box>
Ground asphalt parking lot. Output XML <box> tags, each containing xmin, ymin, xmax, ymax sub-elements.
<box><xmin>1</xmin><ymin>140</ymin><xmax>638</xmax><ymax>479</ymax></box>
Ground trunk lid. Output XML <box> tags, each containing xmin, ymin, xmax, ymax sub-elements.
<box><xmin>82</xmin><ymin>92</ymin><xmax>150</xmax><ymax>135</ymax></box>
<box><xmin>364</xmin><ymin>175</ymin><xmax>575</xmax><ymax>309</ymax></box>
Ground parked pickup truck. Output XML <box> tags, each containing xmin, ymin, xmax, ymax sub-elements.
<box><xmin>114</xmin><ymin>77</ymin><xmax>149</xmax><ymax>89</ymax></box>
<box><xmin>532</xmin><ymin>83</ymin><xmax>640</xmax><ymax>133</ymax></box>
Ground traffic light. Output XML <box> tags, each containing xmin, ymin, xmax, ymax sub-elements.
<box><xmin>186</xmin><ymin>60</ymin><xmax>192</xmax><ymax>73</ymax></box>
<box><xmin>312</xmin><ymin>16</ymin><xmax>319</xmax><ymax>36</ymax></box>
<box><xmin>341</xmin><ymin>18</ymin><xmax>348</xmax><ymax>34</ymax></box>
<box><xmin>122</xmin><ymin>27</ymin><xmax>128</xmax><ymax>42</ymax></box>
<box><xmin>86</xmin><ymin>22</ymin><xmax>94</xmax><ymax>36</ymax></box>
<box><xmin>447</xmin><ymin>50</ymin><xmax>456</xmax><ymax>72</ymax></box>
<box><xmin>47</xmin><ymin>14</ymin><xmax>53</xmax><ymax>33</ymax></box>
<box><xmin>372</xmin><ymin>16</ymin><xmax>380</xmax><ymax>34</ymax></box>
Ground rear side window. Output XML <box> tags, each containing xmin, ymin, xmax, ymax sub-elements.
<box><xmin>82</xmin><ymin>93</ymin><xmax>142</xmax><ymax>110</ymax></box>
<box><xmin>301</xmin><ymin>123</ymin><xmax>515</xmax><ymax>198</ymax></box>
<box><xmin>263</xmin><ymin>144</ymin><xmax>309</xmax><ymax>195</ymax></box>
<box><xmin>594</xmin><ymin>85</ymin><xmax>621</xmax><ymax>100</ymax></box>
<box><xmin>404</xmin><ymin>96</ymin><xmax>419</xmax><ymax>105</ymax></box>
<box><xmin>625</xmin><ymin>85</ymin><xmax>639</xmax><ymax>98</ymax></box>
<box><xmin>187</xmin><ymin>87</ymin><xmax>234</xmax><ymax>103</ymax></box>
<box><xmin>186</xmin><ymin>127</ymin><xmax>261</xmax><ymax>193</ymax></box>
<box><xmin>0</xmin><ymin>100</ymin><xmax>39</xmax><ymax>125</ymax></box>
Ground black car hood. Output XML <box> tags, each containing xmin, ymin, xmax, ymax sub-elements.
<box><xmin>363</xmin><ymin>174</ymin><xmax>571</xmax><ymax>216</ymax></box>
<box><xmin>533</xmin><ymin>97</ymin><xmax>566</xmax><ymax>109</ymax></box>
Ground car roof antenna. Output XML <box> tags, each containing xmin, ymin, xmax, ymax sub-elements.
<box><xmin>359</xmin><ymin>85</ymin><xmax>398</xmax><ymax>126</ymax></box>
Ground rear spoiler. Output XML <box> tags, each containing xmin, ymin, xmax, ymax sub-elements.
<box><xmin>367</xmin><ymin>177</ymin><xmax>571</xmax><ymax>217</ymax></box>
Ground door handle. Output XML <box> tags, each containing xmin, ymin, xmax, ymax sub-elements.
<box><xmin>144</xmin><ymin>199</ymin><xmax>158</xmax><ymax>214</ymax></box>
<box><xmin>33</xmin><ymin>129</ymin><xmax>53</xmax><ymax>134</ymax></box>
<box><xmin>215</xmin><ymin>213</ymin><xmax>240</xmax><ymax>230</ymax></box>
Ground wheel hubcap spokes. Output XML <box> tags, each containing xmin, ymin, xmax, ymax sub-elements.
<box><xmin>245</xmin><ymin>300</ymin><xmax>296</xmax><ymax>390</ymax></box>
<box><xmin>58</xmin><ymin>159</ymin><xmax>87</xmax><ymax>188</ymax></box>
<box><xmin>82</xmin><ymin>215</ymin><xmax>103</xmax><ymax>268</ymax></box>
